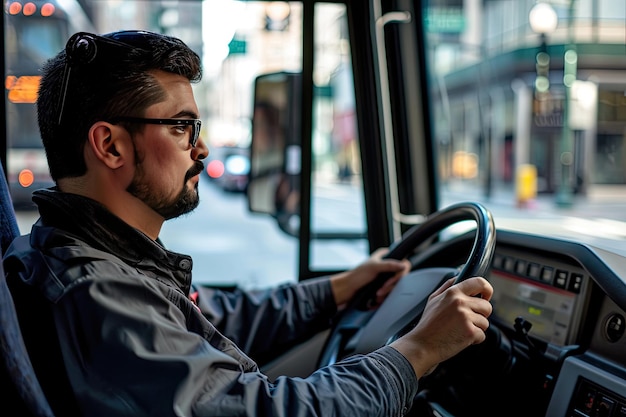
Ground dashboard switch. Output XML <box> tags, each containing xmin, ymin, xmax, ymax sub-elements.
<box><xmin>605</xmin><ymin>313</ymin><xmax>625</xmax><ymax>343</ymax></box>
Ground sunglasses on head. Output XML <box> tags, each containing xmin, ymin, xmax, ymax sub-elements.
<box><xmin>56</xmin><ymin>31</ymin><xmax>182</xmax><ymax>127</ymax></box>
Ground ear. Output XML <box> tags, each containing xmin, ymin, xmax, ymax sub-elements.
<box><xmin>87</xmin><ymin>122</ymin><xmax>130</xmax><ymax>169</ymax></box>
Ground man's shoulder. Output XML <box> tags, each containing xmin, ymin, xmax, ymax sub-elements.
<box><xmin>6</xmin><ymin>228</ymin><xmax>128</xmax><ymax>267</ymax></box>
<box><xmin>4</xmin><ymin>230</ymin><xmax>136</xmax><ymax>303</ymax></box>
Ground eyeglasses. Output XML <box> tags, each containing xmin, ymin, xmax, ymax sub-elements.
<box><xmin>109</xmin><ymin>117</ymin><xmax>201</xmax><ymax>148</ymax></box>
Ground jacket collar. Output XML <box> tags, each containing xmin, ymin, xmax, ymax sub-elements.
<box><xmin>31</xmin><ymin>188</ymin><xmax>193</xmax><ymax>294</ymax></box>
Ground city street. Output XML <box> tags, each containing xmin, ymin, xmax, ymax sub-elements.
<box><xmin>160</xmin><ymin>180</ymin><xmax>298</xmax><ymax>288</ymax></box>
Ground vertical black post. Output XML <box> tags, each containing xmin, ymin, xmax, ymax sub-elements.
<box><xmin>298</xmin><ymin>0</ymin><xmax>314</xmax><ymax>279</ymax></box>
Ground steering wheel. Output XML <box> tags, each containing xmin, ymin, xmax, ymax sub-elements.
<box><xmin>318</xmin><ymin>201</ymin><xmax>496</xmax><ymax>367</ymax></box>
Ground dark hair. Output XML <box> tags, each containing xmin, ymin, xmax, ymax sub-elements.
<box><xmin>37</xmin><ymin>30</ymin><xmax>202</xmax><ymax>181</ymax></box>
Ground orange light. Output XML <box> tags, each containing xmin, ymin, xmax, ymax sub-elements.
<box><xmin>6</xmin><ymin>75</ymin><xmax>41</xmax><ymax>103</ymax></box>
<box><xmin>18</xmin><ymin>169</ymin><xmax>35</xmax><ymax>188</ymax></box>
<box><xmin>41</xmin><ymin>3</ymin><xmax>55</xmax><ymax>16</ymax></box>
<box><xmin>8</xmin><ymin>1</ymin><xmax>23</xmax><ymax>15</ymax></box>
<box><xmin>5</xmin><ymin>75</ymin><xmax>17</xmax><ymax>90</ymax></box>
<box><xmin>207</xmin><ymin>160</ymin><xmax>225</xmax><ymax>178</ymax></box>
<box><xmin>23</xmin><ymin>2</ymin><xmax>36</xmax><ymax>16</ymax></box>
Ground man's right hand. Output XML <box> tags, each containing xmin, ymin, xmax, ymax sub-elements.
<box><xmin>389</xmin><ymin>276</ymin><xmax>493</xmax><ymax>378</ymax></box>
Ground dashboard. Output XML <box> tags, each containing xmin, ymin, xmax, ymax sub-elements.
<box><xmin>412</xmin><ymin>228</ymin><xmax>626</xmax><ymax>417</ymax></box>
<box><xmin>262</xmin><ymin>224</ymin><xmax>626</xmax><ymax>417</ymax></box>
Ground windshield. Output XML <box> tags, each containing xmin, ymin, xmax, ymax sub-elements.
<box><xmin>426</xmin><ymin>0</ymin><xmax>626</xmax><ymax>255</ymax></box>
<box><xmin>8</xmin><ymin>0</ymin><xmax>626</xmax><ymax>288</ymax></box>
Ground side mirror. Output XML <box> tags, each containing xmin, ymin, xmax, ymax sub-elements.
<box><xmin>247</xmin><ymin>71</ymin><xmax>302</xmax><ymax>236</ymax></box>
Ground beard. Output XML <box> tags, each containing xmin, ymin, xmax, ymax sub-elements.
<box><xmin>127</xmin><ymin>160</ymin><xmax>204</xmax><ymax>220</ymax></box>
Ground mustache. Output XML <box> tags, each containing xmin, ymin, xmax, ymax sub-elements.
<box><xmin>185</xmin><ymin>161</ymin><xmax>205</xmax><ymax>181</ymax></box>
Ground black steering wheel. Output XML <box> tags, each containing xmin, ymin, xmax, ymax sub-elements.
<box><xmin>318</xmin><ymin>201</ymin><xmax>496</xmax><ymax>367</ymax></box>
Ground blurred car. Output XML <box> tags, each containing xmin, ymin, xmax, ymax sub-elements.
<box><xmin>205</xmin><ymin>146</ymin><xmax>250</xmax><ymax>193</ymax></box>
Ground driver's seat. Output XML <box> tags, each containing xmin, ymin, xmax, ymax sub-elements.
<box><xmin>0</xmin><ymin>160</ymin><xmax>56</xmax><ymax>417</ymax></box>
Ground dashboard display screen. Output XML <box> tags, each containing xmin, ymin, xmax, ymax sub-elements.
<box><xmin>489</xmin><ymin>271</ymin><xmax>577</xmax><ymax>346</ymax></box>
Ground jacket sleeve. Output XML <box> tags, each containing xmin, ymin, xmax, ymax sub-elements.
<box><xmin>192</xmin><ymin>279</ymin><xmax>338</xmax><ymax>359</ymax></box>
<box><xmin>55</xmin><ymin>276</ymin><xmax>418</xmax><ymax>417</ymax></box>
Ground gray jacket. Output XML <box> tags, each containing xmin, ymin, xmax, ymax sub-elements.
<box><xmin>4</xmin><ymin>189</ymin><xmax>418</xmax><ymax>417</ymax></box>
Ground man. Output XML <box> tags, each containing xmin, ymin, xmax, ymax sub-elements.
<box><xmin>3</xmin><ymin>31</ymin><xmax>493</xmax><ymax>416</ymax></box>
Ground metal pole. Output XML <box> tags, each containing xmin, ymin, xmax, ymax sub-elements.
<box><xmin>555</xmin><ymin>0</ymin><xmax>577</xmax><ymax>207</ymax></box>
<box><xmin>555</xmin><ymin>48</ymin><xmax>577</xmax><ymax>207</ymax></box>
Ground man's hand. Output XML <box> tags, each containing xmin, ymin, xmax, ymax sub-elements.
<box><xmin>389</xmin><ymin>276</ymin><xmax>493</xmax><ymax>378</ymax></box>
<box><xmin>329</xmin><ymin>248</ymin><xmax>411</xmax><ymax>308</ymax></box>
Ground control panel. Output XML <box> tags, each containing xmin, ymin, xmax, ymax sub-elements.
<box><xmin>488</xmin><ymin>248</ymin><xmax>589</xmax><ymax>346</ymax></box>
<box><xmin>567</xmin><ymin>379</ymin><xmax>626</xmax><ymax>417</ymax></box>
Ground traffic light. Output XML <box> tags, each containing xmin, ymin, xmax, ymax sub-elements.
<box><xmin>535</xmin><ymin>51</ymin><xmax>550</xmax><ymax>93</ymax></box>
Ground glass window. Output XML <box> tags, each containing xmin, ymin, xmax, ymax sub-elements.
<box><xmin>9</xmin><ymin>1</ymin><xmax>369</xmax><ymax>287</ymax></box>
<box><xmin>426</xmin><ymin>0</ymin><xmax>626</xmax><ymax>251</ymax></box>
<box><xmin>161</xmin><ymin>1</ymin><xmax>304</xmax><ymax>289</ymax></box>
<box><xmin>310</xmin><ymin>3</ymin><xmax>369</xmax><ymax>270</ymax></box>
<box><xmin>9</xmin><ymin>1</ymin><xmax>305</xmax><ymax>290</ymax></box>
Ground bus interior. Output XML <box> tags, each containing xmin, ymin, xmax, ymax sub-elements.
<box><xmin>2</xmin><ymin>1</ymin><xmax>626</xmax><ymax>416</ymax></box>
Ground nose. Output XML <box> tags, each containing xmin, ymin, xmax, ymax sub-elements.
<box><xmin>192</xmin><ymin>135</ymin><xmax>209</xmax><ymax>161</ymax></box>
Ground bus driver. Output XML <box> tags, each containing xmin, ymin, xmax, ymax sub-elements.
<box><xmin>3</xmin><ymin>30</ymin><xmax>493</xmax><ymax>416</ymax></box>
